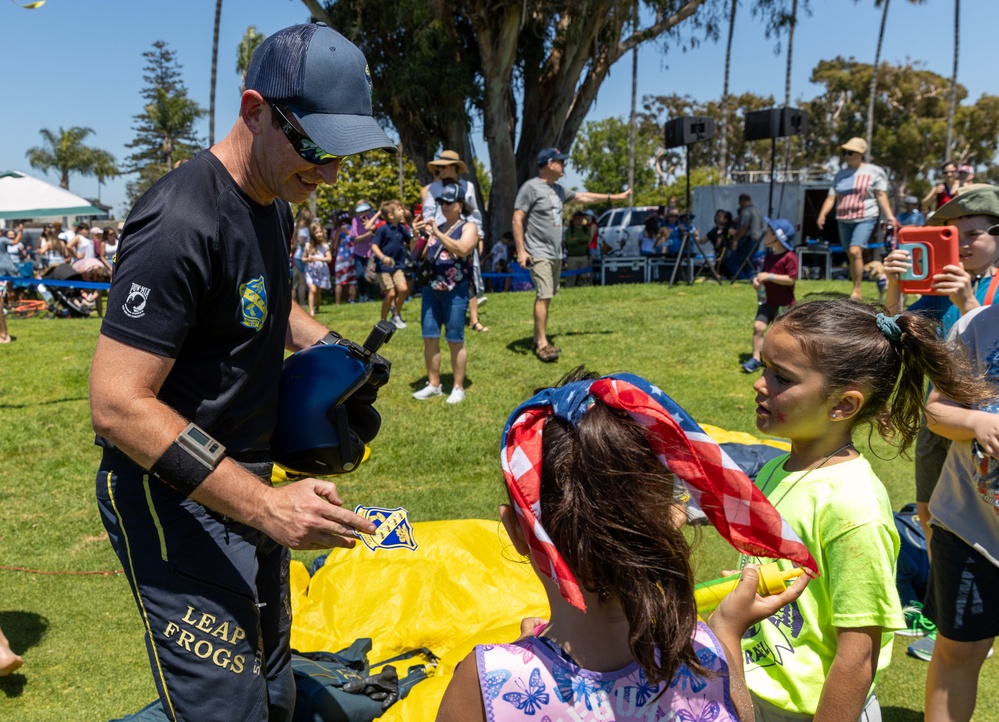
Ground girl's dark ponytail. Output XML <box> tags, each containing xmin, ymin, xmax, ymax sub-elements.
<box><xmin>540</xmin><ymin>398</ymin><xmax>704</xmax><ymax>685</ymax></box>
<box><xmin>774</xmin><ymin>300</ymin><xmax>996</xmax><ymax>454</ymax></box>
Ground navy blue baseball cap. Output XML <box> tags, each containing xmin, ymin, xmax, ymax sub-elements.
<box><xmin>435</xmin><ymin>182</ymin><xmax>462</xmax><ymax>205</ymax></box>
<box><xmin>763</xmin><ymin>217</ymin><xmax>796</xmax><ymax>251</ymax></box>
<box><xmin>537</xmin><ymin>147</ymin><xmax>570</xmax><ymax>166</ymax></box>
<box><xmin>245</xmin><ymin>23</ymin><xmax>395</xmax><ymax>157</ymax></box>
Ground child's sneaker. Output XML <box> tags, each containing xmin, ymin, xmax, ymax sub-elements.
<box><xmin>445</xmin><ymin>387</ymin><xmax>465</xmax><ymax>405</ymax></box>
<box><xmin>898</xmin><ymin>602</ymin><xmax>936</xmax><ymax>638</ymax></box>
<box><xmin>391</xmin><ymin>314</ymin><xmax>407</xmax><ymax>329</ymax></box>
<box><xmin>741</xmin><ymin>358</ymin><xmax>762</xmax><ymax>373</ymax></box>
<box><xmin>907</xmin><ymin>631</ymin><xmax>936</xmax><ymax>661</ymax></box>
<box><xmin>412</xmin><ymin>383</ymin><xmax>442</xmax><ymax>400</ymax></box>
<box><xmin>907</xmin><ymin>630</ymin><xmax>994</xmax><ymax>662</ymax></box>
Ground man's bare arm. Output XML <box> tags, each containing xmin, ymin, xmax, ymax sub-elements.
<box><xmin>89</xmin><ymin>335</ymin><xmax>375</xmax><ymax>549</ymax></box>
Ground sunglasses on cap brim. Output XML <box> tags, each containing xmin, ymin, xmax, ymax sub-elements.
<box><xmin>270</xmin><ymin>103</ymin><xmax>342</xmax><ymax>166</ymax></box>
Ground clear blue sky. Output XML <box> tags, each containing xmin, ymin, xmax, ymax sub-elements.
<box><xmin>0</xmin><ymin>0</ymin><xmax>990</xmax><ymax>218</ymax></box>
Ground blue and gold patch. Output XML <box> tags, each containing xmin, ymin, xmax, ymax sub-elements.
<box><xmin>239</xmin><ymin>276</ymin><xmax>267</xmax><ymax>331</ymax></box>
<box><xmin>353</xmin><ymin>505</ymin><xmax>418</xmax><ymax>552</ymax></box>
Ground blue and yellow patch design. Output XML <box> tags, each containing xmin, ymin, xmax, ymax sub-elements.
<box><xmin>239</xmin><ymin>276</ymin><xmax>267</xmax><ymax>331</ymax></box>
<box><xmin>353</xmin><ymin>505</ymin><xmax>418</xmax><ymax>552</ymax></box>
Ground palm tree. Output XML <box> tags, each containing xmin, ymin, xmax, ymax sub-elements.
<box><xmin>718</xmin><ymin>0</ymin><xmax>738</xmax><ymax>184</ymax></box>
<box><xmin>944</xmin><ymin>0</ymin><xmax>959</xmax><ymax>162</ymax></box>
<box><xmin>863</xmin><ymin>0</ymin><xmax>926</xmax><ymax>162</ymax></box>
<box><xmin>25</xmin><ymin>127</ymin><xmax>117</xmax><ymax>190</ymax></box>
<box><xmin>627</xmin><ymin>2</ymin><xmax>639</xmax><ymax>193</ymax></box>
<box><xmin>209</xmin><ymin>0</ymin><xmax>223</xmax><ymax>146</ymax></box>
<box><xmin>236</xmin><ymin>26</ymin><xmax>265</xmax><ymax>94</ymax></box>
<box><xmin>781</xmin><ymin>0</ymin><xmax>798</xmax><ymax>177</ymax></box>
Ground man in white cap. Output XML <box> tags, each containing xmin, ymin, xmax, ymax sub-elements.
<box><xmin>816</xmin><ymin>137</ymin><xmax>896</xmax><ymax>299</ymax></box>
<box><xmin>897</xmin><ymin>195</ymin><xmax>925</xmax><ymax>227</ymax></box>
<box><xmin>89</xmin><ymin>23</ymin><xmax>394</xmax><ymax>720</ymax></box>
<box><xmin>958</xmin><ymin>164</ymin><xmax>975</xmax><ymax>188</ymax></box>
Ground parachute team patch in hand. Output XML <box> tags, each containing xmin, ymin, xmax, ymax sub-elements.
<box><xmin>353</xmin><ymin>505</ymin><xmax>418</xmax><ymax>552</ymax></box>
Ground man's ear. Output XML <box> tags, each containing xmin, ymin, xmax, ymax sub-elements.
<box><xmin>829</xmin><ymin>387</ymin><xmax>864</xmax><ymax>422</ymax></box>
<box><xmin>240</xmin><ymin>90</ymin><xmax>268</xmax><ymax>136</ymax></box>
<box><xmin>499</xmin><ymin>504</ymin><xmax>530</xmax><ymax>557</ymax></box>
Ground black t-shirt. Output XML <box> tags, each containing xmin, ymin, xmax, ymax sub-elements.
<box><xmin>100</xmin><ymin>151</ymin><xmax>293</xmax><ymax>455</ymax></box>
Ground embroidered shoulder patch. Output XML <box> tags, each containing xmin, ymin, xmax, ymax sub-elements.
<box><xmin>239</xmin><ymin>276</ymin><xmax>267</xmax><ymax>330</ymax></box>
<box><xmin>353</xmin><ymin>505</ymin><xmax>418</xmax><ymax>552</ymax></box>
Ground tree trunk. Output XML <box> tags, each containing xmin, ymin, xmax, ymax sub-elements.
<box><xmin>718</xmin><ymin>0</ymin><xmax>737</xmax><ymax>184</ymax></box>
<box><xmin>865</xmin><ymin>0</ymin><xmax>891</xmax><ymax>163</ymax></box>
<box><xmin>944</xmin><ymin>0</ymin><xmax>959</xmax><ymax>163</ymax></box>
<box><xmin>209</xmin><ymin>0</ymin><xmax>222</xmax><ymax>147</ymax></box>
<box><xmin>475</xmin><ymin>4</ymin><xmax>523</xmax><ymax>244</ymax></box>
<box><xmin>627</xmin><ymin>3</ymin><xmax>639</xmax><ymax>193</ymax></box>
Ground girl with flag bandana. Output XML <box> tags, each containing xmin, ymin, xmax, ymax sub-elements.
<box><xmin>438</xmin><ymin>367</ymin><xmax>816</xmax><ymax>722</ymax></box>
<box><xmin>739</xmin><ymin>299</ymin><xmax>993</xmax><ymax>721</ymax></box>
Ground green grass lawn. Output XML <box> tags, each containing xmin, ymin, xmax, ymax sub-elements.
<box><xmin>1</xmin><ymin>278</ymin><xmax>994</xmax><ymax>720</ymax></box>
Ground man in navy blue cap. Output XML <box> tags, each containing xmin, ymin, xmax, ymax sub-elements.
<box><xmin>90</xmin><ymin>23</ymin><xmax>393</xmax><ymax>721</ymax></box>
<box><xmin>512</xmin><ymin>147</ymin><xmax>631</xmax><ymax>362</ymax></box>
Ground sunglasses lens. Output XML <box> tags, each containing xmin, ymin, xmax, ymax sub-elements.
<box><xmin>298</xmin><ymin>137</ymin><xmax>338</xmax><ymax>165</ymax></box>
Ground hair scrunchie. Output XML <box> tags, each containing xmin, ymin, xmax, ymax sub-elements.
<box><xmin>500</xmin><ymin>372</ymin><xmax>818</xmax><ymax>611</ymax></box>
<box><xmin>875</xmin><ymin>312</ymin><xmax>903</xmax><ymax>342</ymax></box>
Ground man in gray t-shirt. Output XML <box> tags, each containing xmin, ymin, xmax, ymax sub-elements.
<box><xmin>512</xmin><ymin>147</ymin><xmax>631</xmax><ymax>361</ymax></box>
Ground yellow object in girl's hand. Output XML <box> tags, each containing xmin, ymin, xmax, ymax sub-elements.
<box><xmin>695</xmin><ymin>562</ymin><xmax>802</xmax><ymax>615</ymax></box>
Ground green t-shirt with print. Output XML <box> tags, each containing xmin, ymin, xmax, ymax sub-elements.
<box><xmin>738</xmin><ymin>454</ymin><xmax>905</xmax><ymax>715</ymax></box>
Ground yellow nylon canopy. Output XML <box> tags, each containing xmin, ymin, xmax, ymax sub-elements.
<box><xmin>289</xmin><ymin>519</ymin><xmax>549</xmax><ymax>721</ymax></box>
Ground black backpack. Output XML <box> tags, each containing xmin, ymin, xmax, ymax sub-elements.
<box><xmin>893</xmin><ymin>502</ymin><xmax>930</xmax><ymax>605</ymax></box>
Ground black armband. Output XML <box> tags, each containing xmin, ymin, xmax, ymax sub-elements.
<box><xmin>150</xmin><ymin>423</ymin><xmax>226</xmax><ymax>496</ymax></box>
<box><xmin>314</xmin><ymin>331</ymin><xmax>343</xmax><ymax>346</ymax></box>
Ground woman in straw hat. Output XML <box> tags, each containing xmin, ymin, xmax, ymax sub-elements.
<box><xmin>816</xmin><ymin>137</ymin><xmax>897</xmax><ymax>299</ymax></box>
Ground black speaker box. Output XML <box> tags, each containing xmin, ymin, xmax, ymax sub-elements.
<box><xmin>663</xmin><ymin>116</ymin><xmax>715</xmax><ymax>148</ymax></box>
<box><xmin>744</xmin><ymin>107</ymin><xmax>808</xmax><ymax>141</ymax></box>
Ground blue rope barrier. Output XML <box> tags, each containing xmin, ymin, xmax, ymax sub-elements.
<box><xmin>0</xmin><ymin>275</ymin><xmax>111</xmax><ymax>291</ymax></box>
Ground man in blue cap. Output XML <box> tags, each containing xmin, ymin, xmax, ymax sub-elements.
<box><xmin>741</xmin><ymin>217</ymin><xmax>798</xmax><ymax>373</ymax></box>
<box><xmin>512</xmin><ymin>147</ymin><xmax>630</xmax><ymax>362</ymax></box>
<box><xmin>89</xmin><ymin>23</ymin><xmax>394</xmax><ymax>721</ymax></box>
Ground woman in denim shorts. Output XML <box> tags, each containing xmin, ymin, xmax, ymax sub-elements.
<box><xmin>411</xmin><ymin>183</ymin><xmax>479</xmax><ymax>405</ymax></box>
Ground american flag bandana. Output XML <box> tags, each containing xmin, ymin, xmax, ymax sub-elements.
<box><xmin>500</xmin><ymin>373</ymin><xmax>818</xmax><ymax>611</ymax></box>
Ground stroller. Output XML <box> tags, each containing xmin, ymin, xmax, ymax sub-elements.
<box><xmin>37</xmin><ymin>263</ymin><xmax>102</xmax><ymax>318</ymax></box>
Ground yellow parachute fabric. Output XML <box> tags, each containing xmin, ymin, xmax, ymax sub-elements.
<box><xmin>289</xmin><ymin>519</ymin><xmax>549</xmax><ymax>721</ymax></box>
<box><xmin>287</xmin><ymin>427</ymin><xmax>787</xmax><ymax>720</ymax></box>
<box><xmin>700</xmin><ymin>423</ymin><xmax>790</xmax><ymax>451</ymax></box>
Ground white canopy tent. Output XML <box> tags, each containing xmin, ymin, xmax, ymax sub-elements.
<box><xmin>0</xmin><ymin>170</ymin><xmax>104</xmax><ymax>221</ymax></box>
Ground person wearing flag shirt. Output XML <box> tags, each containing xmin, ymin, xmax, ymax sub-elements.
<box><xmin>816</xmin><ymin>137</ymin><xmax>897</xmax><ymax>300</ymax></box>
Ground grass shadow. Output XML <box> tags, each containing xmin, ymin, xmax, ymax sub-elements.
<box><xmin>799</xmin><ymin>290</ymin><xmax>853</xmax><ymax>302</ymax></box>
<box><xmin>0</xmin><ymin>397</ymin><xmax>88</xmax><ymax>410</ymax></box>
<box><xmin>881</xmin><ymin>707</ymin><xmax>922</xmax><ymax>722</ymax></box>
<box><xmin>0</xmin><ymin>610</ymin><xmax>48</xmax><ymax>698</ymax></box>
<box><xmin>409</xmin><ymin>373</ymin><xmax>473</xmax><ymax>392</ymax></box>
<box><xmin>506</xmin><ymin>330</ymin><xmax>614</xmax><ymax>356</ymax></box>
